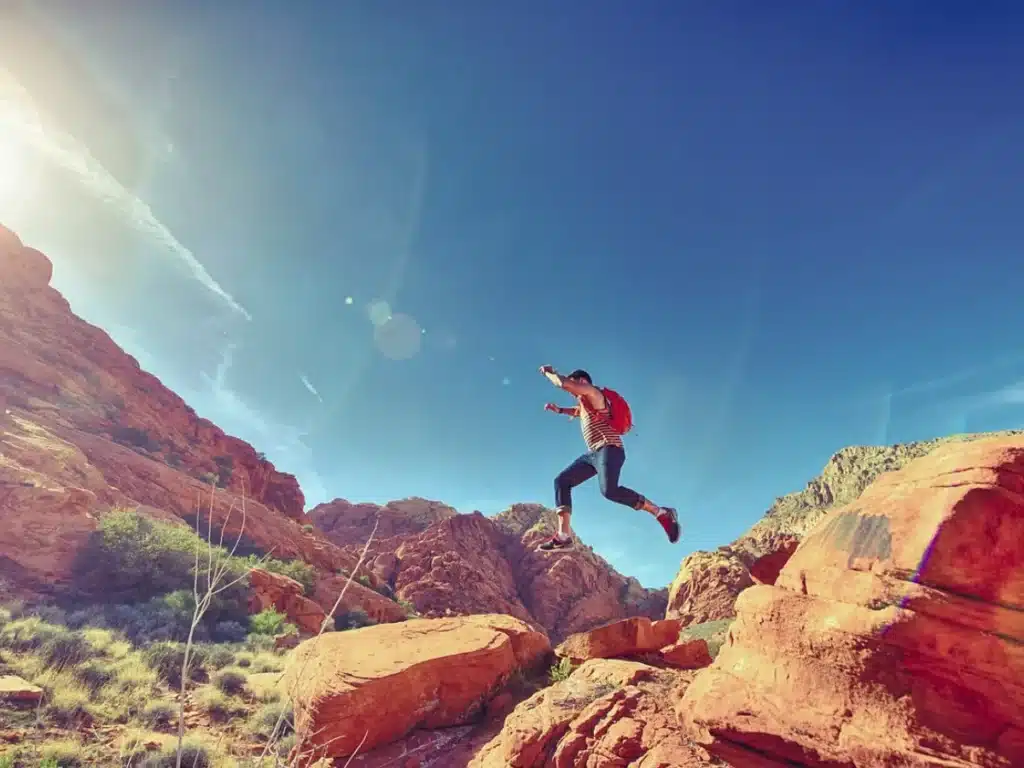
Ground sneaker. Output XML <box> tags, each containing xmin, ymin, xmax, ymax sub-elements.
<box><xmin>538</xmin><ymin>534</ymin><xmax>574</xmax><ymax>552</ymax></box>
<box><xmin>656</xmin><ymin>507</ymin><xmax>680</xmax><ymax>543</ymax></box>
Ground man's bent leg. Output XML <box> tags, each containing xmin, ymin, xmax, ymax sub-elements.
<box><xmin>596</xmin><ymin>446</ymin><xmax>681</xmax><ymax>543</ymax></box>
<box><xmin>543</xmin><ymin>454</ymin><xmax>597</xmax><ymax>549</ymax></box>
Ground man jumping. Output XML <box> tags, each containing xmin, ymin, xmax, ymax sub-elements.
<box><xmin>538</xmin><ymin>364</ymin><xmax>680</xmax><ymax>551</ymax></box>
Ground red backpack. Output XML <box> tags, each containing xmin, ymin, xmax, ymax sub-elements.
<box><xmin>600</xmin><ymin>387</ymin><xmax>633</xmax><ymax>435</ymax></box>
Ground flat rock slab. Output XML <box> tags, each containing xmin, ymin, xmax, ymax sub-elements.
<box><xmin>0</xmin><ymin>675</ymin><xmax>43</xmax><ymax>704</ymax></box>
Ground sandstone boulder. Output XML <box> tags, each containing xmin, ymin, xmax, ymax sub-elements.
<box><xmin>680</xmin><ymin>435</ymin><xmax>1024</xmax><ymax>767</ymax></box>
<box><xmin>470</xmin><ymin>659</ymin><xmax>717</xmax><ymax>767</ymax></box>
<box><xmin>284</xmin><ymin>614</ymin><xmax>550</xmax><ymax>763</ymax></box>
<box><xmin>0</xmin><ymin>674</ymin><xmax>43</xmax><ymax>704</ymax></box>
<box><xmin>556</xmin><ymin>617</ymin><xmax>680</xmax><ymax>663</ymax></box>
<box><xmin>658</xmin><ymin>639</ymin><xmax>712</xmax><ymax>670</ymax></box>
<box><xmin>666</xmin><ymin>549</ymin><xmax>753</xmax><ymax>625</ymax></box>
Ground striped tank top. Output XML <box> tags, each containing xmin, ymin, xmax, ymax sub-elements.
<box><xmin>579</xmin><ymin>394</ymin><xmax>624</xmax><ymax>451</ymax></box>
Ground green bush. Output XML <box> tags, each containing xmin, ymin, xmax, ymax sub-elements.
<box><xmin>0</xmin><ymin>616</ymin><xmax>63</xmax><ymax>652</ymax></box>
<box><xmin>143</xmin><ymin>642</ymin><xmax>208</xmax><ymax>688</ymax></box>
<box><xmin>140</xmin><ymin>739</ymin><xmax>212</xmax><ymax>768</ymax></box>
<box><xmin>212</xmin><ymin>668</ymin><xmax>247</xmax><ymax>696</ymax></box>
<box><xmin>74</xmin><ymin>660</ymin><xmax>115</xmax><ymax>696</ymax></box>
<box><xmin>247</xmin><ymin>701</ymin><xmax>294</xmax><ymax>741</ymax></box>
<box><xmin>203</xmin><ymin>645</ymin><xmax>236</xmax><ymax>670</ymax></box>
<box><xmin>141</xmin><ymin>700</ymin><xmax>177</xmax><ymax>729</ymax></box>
<box><xmin>42</xmin><ymin>630</ymin><xmax>95</xmax><ymax>672</ymax></box>
<box><xmin>73</xmin><ymin>510</ymin><xmax>244</xmax><ymax>604</ymax></box>
<box><xmin>249</xmin><ymin>608</ymin><xmax>288</xmax><ymax>637</ymax></box>
<box><xmin>549</xmin><ymin>656</ymin><xmax>574</xmax><ymax>683</ymax></box>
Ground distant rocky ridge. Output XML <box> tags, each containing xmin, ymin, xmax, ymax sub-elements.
<box><xmin>310</xmin><ymin>499</ymin><xmax>668</xmax><ymax>643</ymax></box>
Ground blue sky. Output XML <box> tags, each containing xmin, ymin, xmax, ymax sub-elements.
<box><xmin>3</xmin><ymin>1</ymin><xmax>1024</xmax><ymax>587</ymax></box>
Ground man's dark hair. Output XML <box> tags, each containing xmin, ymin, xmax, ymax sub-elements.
<box><xmin>567</xmin><ymin>369</ymin><xmax>592</xmax><ymax>384</ymax></box>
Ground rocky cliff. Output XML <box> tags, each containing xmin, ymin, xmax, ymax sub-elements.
<box><xmin>311</xmin><ymin>499</ymin><xmax>669</xmax><ymax>643</ymax></box>
<box><xmin>0</xmin><ymin>224</ymin><xmax>373</xmax><ymax>613</ymax></box>
<box><xmin>667</xmin><ymin>430</ymin><xmax>1024</xmax><ymax>628</ymax></box>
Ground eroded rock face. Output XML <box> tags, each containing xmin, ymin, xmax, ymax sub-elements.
<box><xmin>284</xmin><ymin>614</ymin><xmax>550</xmax><ymax>764</ymax></box>
<box><xmin>248</xmin><ymin>568</ymin><xmax>327</xmax><ymax>635</ymax></box>
<box><xmin>309</xmin><ymin>497</ymin><xmax>458</xmax><ymax>543</ymax></box>
<box><xmin>556</xmin><ymin>617</ymin><xmax>680</xmax><ymax>664</ymax></box>
<box><xmin>0</xmin><ymin>225</ymin><xmax>368</xmax><ymax>603</ymax></box>
<box><xmin>665</xmin><ymin>431</ymin><xmax>1024</xmax><ymax>627</ymax></box>
<box><xmin>314</xmin><ymin>501</ymin><xmax>669</xmax><ymax>643</ymax></box>
<box><xmin>680</xmin><ymin>435</ymin><xmax>1024</xmax><ymax>767</ymax></box>
<box><xmin>470</xmin><ymin>659</ymin><xmax>718</xmax><ymax>768</ymax></box>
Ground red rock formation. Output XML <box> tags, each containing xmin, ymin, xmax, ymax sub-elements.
<box><xmin>284</xmin><ymin>614</ymin><xmax>550</xmax><ymax>765</ymax></box>
<box><xmin>0</xmin><ymin>223</ymin><xmax>303</xmax><ymax>521</ymax></box>
<box><xmin>555</xmin><ymin>617</ymin><xmax>681</xmax><ymax>663</ymax></box>
<box><xmin>248</xmin><ymin>568</ymin><xmax>327</xmax><ymax>635</ymax></box>
<box><xmin>0</xmin><ymin>225</ymin><xmax>370</xmax><ymax>611</ymax></box>
<box><xmin>680</xmin><ymin>435</ymin><xmax>1024</xmax><ymax>767</ymax></box>
<box><xmin>309</xmin><ymin>497</ymin><xmax>457</xmax><ymax>542</ymax></box>
<box><xmin>666</xmin><ymin>431</ymin><xmax>1024</xmax><ymax>627</ymax></box>
<box><xmin>314</xmin><ymin>502</ymin><xmax>669</xmax><ymax>643</ymax></box>
<box><xmin>470</xmin><ymin>660</ymin><xmax>718</xmax><ymax>767</ymax></box>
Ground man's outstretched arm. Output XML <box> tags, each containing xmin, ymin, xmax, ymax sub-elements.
<box><xmin>540</xmin><ymin>365</ymin><xmax>603</xmax><ymax>408</ymax></box>
<box><xmin>540</xmin><ymin>365</ymin><xmax>595</xmax><ymax>396</ymax></box>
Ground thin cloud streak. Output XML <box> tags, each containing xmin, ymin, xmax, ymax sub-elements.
<box><xmin>0</xmin><ymin>67</ymin><xmax>251</xmax><ymax>319</ymax></box>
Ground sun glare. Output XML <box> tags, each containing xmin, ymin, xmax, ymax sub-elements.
<box><xmin>0</xmin><ymin>71</ymin><xmax>43</xmax><ymax>214</ymax></box>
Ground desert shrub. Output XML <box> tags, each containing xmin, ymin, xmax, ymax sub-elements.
<box><xmin>196</xmin><ymin>687</ymin><xmax>247</xmax><ymax>722</ymax></box>
<box><xmin>119</xmin><ymin>728</ymin><xmax>168</xmax><ymax>763</ymax></box>
<box><xmin>356</xmin><ymin>574</ymin><xmax>372</xmax><ymax>588</ymax></box>
<box><xmin>302</xmin><ymin>523</ymin><xmax>314</xmax><ymax>533</ymax></box>
<box><xmin>36</xmin><ymin>738</ymin><xmax>85</xmax><ymax>767</ymax></box>
<box><xmin>80</xmin><ymin>627</ymin><xmax>130</xmax><ymax>658</ymax></box>
<box><xmin>140</xmin><ymin>738</ymin><xmax>213</xmax><ymax>768</ymax></box>
<box><xmin>212</xmin><ymin>667</ymin><xmax>247</xmax><ymax>696</ymax></box>
<box><xmin>73</xmin><ymin>659</ymin><xmax>115</xmax><ymax>695</ymax></box>
<box><xmin>397</xmin><ymin>599</ymin><xmax>417</xmax><ymax>617</ymax></box>
<box><xmin>43</xmin><ymin>683</ymin><xmax>92</xmax><ymax>727</ymax></box>
<box><xmin>143</xmin><ymin>642</ymin><xmax>209</xmax><ymax>687</ymax></box>
<box><xmin>72</xmin><ymin>510</ymin><xmax>250</xmax><ymax>609</ymax></box>
<box><xmin>335</xmin><ymin>609</ymin><xmax>374</xmax><ymax>631</ymax></box>
<box><xmin>33</xmin><ymin>604</ymin><xmax>69</xmax><ymax>627</ymax></box>
<box><xmin>212</xmin><ymin>619</ymin><xmax>247</xmax><ymax>643</ymax></box>
<box><xmin>549</xmin><ymin>656</ymin><xmax>574</xmax><ymax>683</ymax></box>
<box><xmin>234</xmin><ymin>651</ymin><xmax>253</xmax><ymax>668</ymax></box>
<box><xmin>249</xmin><ymin>652</ymin><xmax>284</xmax><ymax>674</ymax></box>
<box><xmin>0</xmin><ymin>616</ymin><xmax>63</xmax><ymax>652</ymax></box>
<box><xmin>141</xmin><ymin>700</ymin><xmax>177</xmax><ymax>730</ymax></box>
<box><xmin>42</xmin><ymin>630</ymin><xmax>95</xmax><ymax>672</ymax></box>
<box><xmin>203</xmin><ymin>644</ymin><xmax>236</xmax><ymax>670</ymax></box>
<box><xmin>245</xmin><ymin>633</ymin><xmax>277</xmax><ymax>653</ymax></box>
<box><xmin>247</xmin><ymin>700</ymin><xmax>294</xmax><ymax>741</ymax></box>
<box><xmin>249</xmin><ymin>608</ymin><xmax>288</xmax><ymax>636</ymax></box>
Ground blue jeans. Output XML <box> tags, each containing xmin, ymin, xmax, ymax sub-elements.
<box><xmin>554</xmin><ymin>445</ymin><xmax>644</xmax><ymax>511</ymax></box>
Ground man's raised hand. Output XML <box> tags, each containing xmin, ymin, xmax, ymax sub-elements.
<box><xmin>539</xmin><ymin>364</ymin><xmax>555</xmax><ymax>375</ymax></box>
<box><xmin>544</xmin><ymin>402</ymin><xmax>560</xmax><ymax>413</ymax></box>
